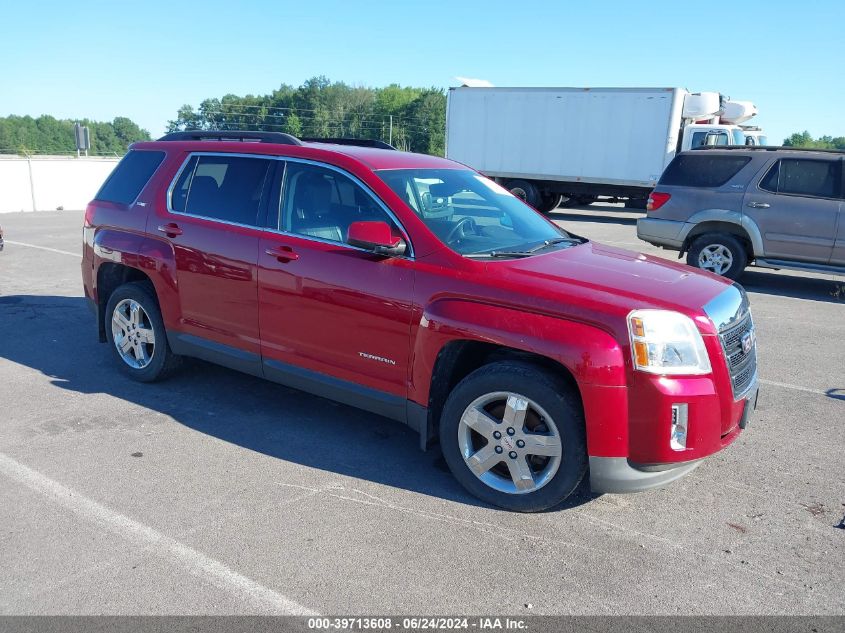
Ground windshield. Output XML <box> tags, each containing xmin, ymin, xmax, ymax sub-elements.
<box><xmin>732</xmin><ymin>129</ymin><xmax>746</xmax><ymax>145</ymax></box>
<box><xmin>376</xmin><ymin>169</ymin><xmax>573</xmax><ymax>256</ymax></box>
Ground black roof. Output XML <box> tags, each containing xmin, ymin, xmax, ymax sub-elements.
<box><xmin>692</xmin><ymin>145</ymin><xmax>845</xmax><ymax>155</ymax></box>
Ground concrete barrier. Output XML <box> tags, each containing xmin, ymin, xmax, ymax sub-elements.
<box><xmin>0</xmin><ymin>155</ymin><xmax>119</xmax><ymax>213</ymax></box>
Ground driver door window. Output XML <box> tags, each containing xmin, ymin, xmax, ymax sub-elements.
<box><xmin>280</xmin><ymin>162</ymin><xmax>401</xmax><ymax>245</ymax></box>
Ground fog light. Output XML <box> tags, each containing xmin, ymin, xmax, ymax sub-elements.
<box><xmin>670</xmin><ymin>404</ymin><xmax>688</xmax><ymax>451</ymax></box>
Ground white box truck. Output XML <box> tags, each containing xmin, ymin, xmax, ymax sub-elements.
<box><xmin>445</xmin><ymin>87</ymin><xmax>759</xmax><ymax>211</ymax></box>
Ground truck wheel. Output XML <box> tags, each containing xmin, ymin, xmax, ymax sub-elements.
<box><xmin>687</xmin><ymin>233</ymin><xmax>748</xmax><ymax>280</ymax></box>
<box><xmin>505</xmin><ymin>180</ymin><xmax>541</xmax><ymax>209</ymax></box>
<box><xmin>439</xmin><ymin>361</ymin><xmax>587</xmax><ymax>512</ymax></box>
<box><xmin>537</xmin><ymin>193</ymin><xmax>563</xmax><ymax>214</ymax></box>
<box><xmin>105</xmin><ymin>281</ymin><xmax>181</xmax><ymax>382</ymax></box>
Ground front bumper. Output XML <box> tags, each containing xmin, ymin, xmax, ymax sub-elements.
<box><xmin>591</xmin><ymin>382</ymin><xmax>758</xmax><ymax>494</ymax></box>
<box><xmin>589</xmin><ymin>456</ymin><xmax>702</xmax><ymax>494</ymax></box>
<box><xmin>636</xmin><ymin>217</ymin><xmax>685</xmax><ymax>249</ymax></box>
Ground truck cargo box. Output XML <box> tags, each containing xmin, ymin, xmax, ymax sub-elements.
<box><xmin>446</xmin><ymin>87</ymin><xmax>688</xmax><ymax>189</ymax></box>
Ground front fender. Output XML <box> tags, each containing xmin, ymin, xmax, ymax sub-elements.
<box><xmin>411</xmin><ymin>299</ymin><xmax>629</xmax><ymax>457</ymax></box>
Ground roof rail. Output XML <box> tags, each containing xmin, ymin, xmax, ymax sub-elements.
<box><xmin>300</xmin><ymin>137</ymin><xmax>396</xmax><ymax>150</ymax></box>
<box><xmin>157</xmin><ymin>130</ymin><xmax>303</xmax><ymax>146</ymax></box>
<box><xmin>692</xmin><ymin>145</ymin><xmax>845</xmax><ymax>155</ymax></box>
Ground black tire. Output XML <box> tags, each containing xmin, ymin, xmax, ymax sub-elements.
<box><xmin>687</xmin><ymin>233</ymin><xmax>748</xmax><ymax>280</ymax></box>
<box><xmin>560</xmin><ymin>195</ymin><xmax>596</xmax><ymax>208</ymax></box>
<box><xmin>104</xmin><ymin>281</ymin><xmax>181</xmax><ymax>382</ymax></box>
<box><xmin>536</xmin><ymin>193</ymin><xmax>563</xmax><ymax>214</ymax></box>
<box><xmin>624</xmin><ymin>198</ymin><xmax>648</xmax><ymax>210</ymax></box>
<box><xmin>504</xmin><ymin>179</ymin><xmax>541</xmax><ymax>209</ymax></box>
<box><xmin>439</xmin><ymin>361</ymin><xmax>587</xmax><ymax>512</ymax></box>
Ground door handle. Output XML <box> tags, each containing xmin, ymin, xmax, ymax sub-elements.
<box><xmin>747</xmin><ymin>202</ymin><xmax>770</xmax><ymax>209</ymax></box>
<box><xmin>265</xmin><ymin>246</ymin><xmax>300</xmax><ymax>263</ymax></box>
<box><xmin>157</xmin><ymin>223</ymin><xmax>183</xmax><ymax>237</ymax></box>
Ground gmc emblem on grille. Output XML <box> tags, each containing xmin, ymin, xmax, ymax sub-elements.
<box><xmin>741</xmin><ymin>331</ymin><xmax>754</xmax><ymax>354</ymax></box>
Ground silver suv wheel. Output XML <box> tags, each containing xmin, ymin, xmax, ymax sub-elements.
<box><xmin>111</xmin><ymin>299</ymin><xmax>156</xmax><ymax>369</ymax></box>
<box><xmin>698</xmin><ymin>244</ymin><xmax>734</xmax><ymax>276</ymax></box>
<box><xmin>457</xmin><ymin>391</ymin><xmax>562</xmax><ymax>495</ymax></box>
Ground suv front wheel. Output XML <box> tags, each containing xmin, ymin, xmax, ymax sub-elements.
<box><xmin>687</xmin><ymin>233</ymin><xmax>748</xmax><ymax>280</ymax></box>
<box><xmin>439</xmin><ymin>361</ymin><xmax>587</xmax><ymax>512</ymax></box>
<box><xmin>105</xmin><ymin>281</ymin><xmax>181</xmax><ymax>382</ymax></box>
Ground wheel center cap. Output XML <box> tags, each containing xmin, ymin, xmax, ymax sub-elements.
<box><xmin>502</xmin><ymin>436</ymin><xmax>516</xmax><ymax>451</ymax></box>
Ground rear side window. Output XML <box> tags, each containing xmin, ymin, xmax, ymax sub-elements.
<box><xmin>170</xmin><ymin>154</ymin><xmax>273</xmax><ymax>226</ymax></box>
<box><xmin>758</xmin><ymin>159</ymin><xmax>839</xmax><ymax>199</ymax></box>
<box><xmin>96</xmin><ymin>150</ymin><xmax>165</xmax><ymax>205</ymax></box>
<box><xmin>660</xmin><ymin>154</ymin><xmax>751</xmax><ymax>188</ymax></box>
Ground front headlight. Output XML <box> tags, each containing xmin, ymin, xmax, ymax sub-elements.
<box><xmin>627</xmin><ymin>310</ymin><xmax>711</xmax><ymax>375</ymax></box>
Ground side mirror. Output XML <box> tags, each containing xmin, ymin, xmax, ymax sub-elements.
<box><xmin>347</xmin><ymin>221</ymin><xmax>407</xmax><ymax>256</ymax></box>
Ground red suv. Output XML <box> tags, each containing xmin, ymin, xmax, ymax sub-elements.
<box><xmin>82</xmin><ymin>131</ymin><xmax>758</xmax><ymax>511</ymax></box>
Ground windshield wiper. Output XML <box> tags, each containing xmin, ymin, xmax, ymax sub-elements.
<box><xmin>469</xmin><ymin>237</ymin><xmax>579</xmax><ymax>259</ymax></box>
<box><xmin>522</xmin><ymin>237</ymin><xmax>581</xmax><ymax>253</ymax></box>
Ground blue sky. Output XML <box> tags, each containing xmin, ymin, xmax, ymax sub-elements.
<box><xmin>3</xmin><ymin>0</ymin><xmax>842</xmax><ymax>143</ymax></box>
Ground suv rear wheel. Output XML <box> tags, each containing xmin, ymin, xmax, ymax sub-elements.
<box><xmin>687</xmin><ymin>233</ymin><xmax>748</xmax><ymax>280</ymax></box>
<box><xmin>439</xmin><ymin>361</ymin><xmax>587</xmax><ymax>512</ymax></box>
<box><xmin>105</xmin><ymin>282</ymin><xmax>181</xmax><ymax>382</ymax></box>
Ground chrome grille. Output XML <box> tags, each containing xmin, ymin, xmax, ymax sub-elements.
<box><xmin>719</xmin><ymin>312</ymin><xmax>757</xmax><ymax>400</ymax></box>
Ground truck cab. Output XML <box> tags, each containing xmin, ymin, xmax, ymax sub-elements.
<box><xmin>680</xmin><ymin>123</ymin><xmax>747</xmax><ymax>151</ymax></box>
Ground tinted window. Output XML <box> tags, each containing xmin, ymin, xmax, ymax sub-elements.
<box><xmin>660</xmin><ymin>154</ymin><xmax>751</xmax><ymax>188</ymax></box>
<box><xmin>759</xmin><ymin>162</ymin><xmax>779</xmax><ymax>192</ymax></box>
<box><xmin>172</xmin><ymin>155</ymin><xmax>272</xmax><ymax>226</ymax></box>
<box><xmin>759</xmin><ymin>159</ymin><xmax>839</xmax><ymax>198</ymax></box>
<box><xmin>280</xmin><ymin>162</ymin><xmax>399</xmax><ymax>245</ymax></box>
<box><xmin>96</xmin><ymin>150</ymin><xmax>165</xmax><ymax>205</ymax></box>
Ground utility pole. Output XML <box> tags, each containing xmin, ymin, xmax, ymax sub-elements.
<box><xmin>388</xmin><ymin>115</ymin><xmax>393</xmax><ymax>146</ymax></box>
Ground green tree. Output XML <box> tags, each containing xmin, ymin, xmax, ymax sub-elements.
<box><xmin>0</xmin><ymin>114</ymin><xmax>149</xmax><ymax>155</ymax></box>
<box><xmin>167</xmin><ymin>77</ymin><xmax>449</xmax><ymax>156</ymax></box>
<box><xmin>783</xmin><ymin>131</ymin><xmax>845</xmax><ymax>149</ymax></box>
<box><xmin>282</xmin><ymin>111</ymin><xmax>303</xmax><ymax>137</ymax></box>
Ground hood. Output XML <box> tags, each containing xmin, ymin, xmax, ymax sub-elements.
<box><xmin>496</xmin><ymin>241</ymin><xmax>732</xmax><ymax>318</ymax></box>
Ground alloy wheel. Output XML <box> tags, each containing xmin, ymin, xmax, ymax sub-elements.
<box><xmin>111</xmin><ymin>299</ymin><xmax>156</xmax><ymax>369</ymax></box>
<box><xmin>698</xmin><ymin>244</ymin><xmax>734</xmax><ymax>275</ymax></box>
<box><xmin>457</xmin><ymin>392</ymin><xmax>563</xmax><ymax>495</ymax></box>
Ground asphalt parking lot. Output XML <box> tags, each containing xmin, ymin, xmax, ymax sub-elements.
<box><xmin>0</xmin><ymin>206</ymin><xmax>843</xmax><ymax>615</ymax></box>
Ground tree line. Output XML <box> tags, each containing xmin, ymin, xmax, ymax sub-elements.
<box><xmin>0</xmin><ymin>115</ymin><xmax>151</xmax><ymax>155</ymax></box>
<box><xmin>3</xmin><ymin>91</ymin><xmax>843</xmax><ymax>158</ymax></box>
<box><xmin>167</xmin><ymin>76</ymin><xmax>447</xmax><ymax>155</ymax></box>
<box><xmin>782</xmin><ymin>131</ymin><xmax>845</xmax><ymax>150</ymax></box>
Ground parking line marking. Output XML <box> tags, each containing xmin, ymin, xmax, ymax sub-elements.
<box><xmin>0</xmin><ymin>451</ymin><xmax>317</xmax><ymax>615</ymax></box>
<box><xmin>759</xmin><ymin>378</ymin><xmax>829</xmax><ymax>396</ymax></box>
<box><xmin>5</xmin><ymin>240</ymin><xmax>82</xmax><ymax>258</ymax></box>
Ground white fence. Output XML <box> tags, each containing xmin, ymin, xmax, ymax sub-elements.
<box><xmin>0</xmin><ymin>155</ymin><xmax>119</xmax><ymax>213</ymax></box>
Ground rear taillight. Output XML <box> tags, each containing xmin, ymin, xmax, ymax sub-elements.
<box><xmin>84</xmin><ymin>203</ymin><xmax>96</xmax><ymax>227</ymax></box>
<box><xmin>646</xmin><ymin>192</ymin><xmax>671</xmax><ymax>212</ymax></box>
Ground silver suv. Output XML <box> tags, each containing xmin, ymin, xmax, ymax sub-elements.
<box><xmin>637</xmin><ymin>147</ymin><xmax>844</xmax><ymax>280</ymax></box>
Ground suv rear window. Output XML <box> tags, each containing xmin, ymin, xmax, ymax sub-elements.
<box><xmin>95</xmin><ymin>150</ymin><xmax>165</xmax><ymax>205</ymax></box>
<box><xmin>659</xmin><ymin>154</ymin><xmax>751</xmax><ymax>188</ymax></box>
